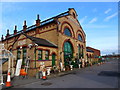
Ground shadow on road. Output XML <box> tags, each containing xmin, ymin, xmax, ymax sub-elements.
<box><xmin>98</xmin><ymin>71</ymin><xmax>120</xmax><ymax>78</ymax></box>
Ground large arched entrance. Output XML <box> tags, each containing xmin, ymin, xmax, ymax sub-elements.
<box><xmin>63</xmin><ymin>41</ymin><xmax>73</xmax><ymax>66</ymax></box>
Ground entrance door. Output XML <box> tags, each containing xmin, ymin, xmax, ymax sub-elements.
<box><xmin>52</xmin><ymin>54</ymin><xmax>56</xmax><ymax>67</ymax></box>
<box><xmin>64</xmin><ymin>41</ymin><xmax>73</xmax><ymax>66</ymax></box>
<box><xmin>22</xmin><ymin>48</ymin><xmax>27</xmax><ymax>66</ymax></box>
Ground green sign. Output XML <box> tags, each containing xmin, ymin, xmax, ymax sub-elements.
<box><xmin>98</xmin><ymin>56</ymin><xmax>102</xmax><ymax>58</ymax></box>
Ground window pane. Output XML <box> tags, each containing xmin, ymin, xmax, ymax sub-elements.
<box><xmin>78</xmin><ymin>35</ymin><xmax>83</xmax><ymax>41</ymax></box>
<box><xmin>45</xmin><ymin>50</ymin><xmax>49</xmax><ymax>60</ymax></box>
<box><xmin>23</xmin><ymin>48</ymin><xmax>27</xmax><ymax>64</ymax></box>
<box><xmin>38</xmin><ymin>50</ymin><xmax>42</xmax><ymax>60</ymax></box>
<box><xmin>64</xmin><ymin>28</ymin><xmax>72</xmax><ymax>37</ymax></box>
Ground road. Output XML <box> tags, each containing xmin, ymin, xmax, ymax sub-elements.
<box><xmin>13</xmin><ymin>59</ymin><xmax>119</xmax><ymax>88</ymax></box>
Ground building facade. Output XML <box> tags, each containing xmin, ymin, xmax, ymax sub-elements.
<box><xmin>86</xmin><ymin>47</ymin><xmax>101</xmax><ymax>64</ymax></box>
<box><xmin>1</xmin><ymin>8</ymin><xmax>100</xmax><ymax>76</ymax></box>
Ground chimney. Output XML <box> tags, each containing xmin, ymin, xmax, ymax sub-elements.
<box><xmin>1</xmin><ymin>35</ymin><xmax>4</xmax><ymax>41</ymax></box>
<box><xmin>36</xmin><ymin>14</ymin><xmax>40</xmax><ymax>26</ymax></box>
<box><xmin>23</xmin><ymin>20</ymin><xmax>27</xmax><ymax>31</ymax></box>
<box><xmin>14</xmin><ymin>25</ymin><xmax>17</xmax><ymax>35</ymax></box>
<box><xmin>6</xmin><ymin>29</ymin><xmax>10</xmax><ymax>38</ymax></box>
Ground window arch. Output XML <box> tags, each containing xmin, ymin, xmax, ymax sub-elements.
<box><xmin>64</xmin><ymin>41</ymin><xmax>73</xmax><ymax>66</ymax></box>
<box><xmin>78</xmin><ymin>34</ymin><xmax>83</xmax><ymax>41</ymax></box>
<box><xmin>64</xmin><ymin>28</ymin><xmax>72</xmax><ymax>37</ymax></box>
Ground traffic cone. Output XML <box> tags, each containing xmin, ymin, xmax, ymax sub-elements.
<box><xmin>5</xmin><ymin>72</ymin><xmax>11</xmax><ymax>87</ymax></box>
<box><xmin>20</xmin><ymin>69</ymin><xmax>27</xmax><ymax>76</ymax></box>
<box><xmin>42</xmin><ymin>70</ymin><xmax>47</xmax><ymax>80</ymax></box>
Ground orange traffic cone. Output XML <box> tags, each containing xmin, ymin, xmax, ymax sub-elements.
<box><xmin>42</xmin><ymin>69</ymin><xmax>47</xmax><ymax>80</ymax></box>
<box><xmin>20</xmin><ymin>69</ymin><xmax>27</xmax><ymax>76</ymax></box>
<box><xmin>5</xmin><ymin>72</ymin><xmax>11</xmax><ymax>87</ymax></box>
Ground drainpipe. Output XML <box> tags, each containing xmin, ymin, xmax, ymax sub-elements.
<box><xmin>34</xmin><ymin>44</ymin><xmax>38</xmax><ymax>68</ymax></box>
<box><xmin>34</xmin><ymin>47</ymin><xmax>36</xmax><ymax>68</ymax></box>
<box><xmin>54</xmin><ymin>18</ymin><xmax>60</xmax><ymax>67</ymax></box>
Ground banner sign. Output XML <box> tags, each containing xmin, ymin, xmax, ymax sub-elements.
<box><xmin>15</xmin><ymin>59</ymin><xmax>22</xmax><ymax>76</ymax></box>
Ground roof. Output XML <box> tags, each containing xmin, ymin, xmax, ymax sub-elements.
<box><xmin>86</xmin><ymin>48</ymin><xmax>94</xmax><ymax>53</ymax></box>
<box><xmin>1</xmin><ymin>10</ymin><xmax>70</xmax><ymax>41</ymax></box>
<box><xmin>86</xmin><ymin>46</ymin><xmax>100</xmax><ymax>51</ymax></box>
<box><xmin>1</xmin><ymin>8</ymin><xmax>86</xmax><ymax>42</ymax></box>
<box><xmin>24</xmin><ymin>34</ymin><xmax>57</xmax><ymax>48</ymax></box>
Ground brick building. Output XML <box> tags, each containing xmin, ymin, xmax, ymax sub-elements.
<box><xmin>0</xmin><ymin>8</ymin><xmax>100</xmax><ymax>76</ymax></box>
<box><xmin>86</xmin><ymin>47</ymin><xmax>101</xmax><ymax>57</ymax></box>
<box><xmin>86</xmin><ymin>47</ymin><xmax>101</xmax><ymax>64</ymax></box>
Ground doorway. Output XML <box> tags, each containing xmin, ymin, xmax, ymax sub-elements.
<box><xmin>52</xmin><ymin>53</ymin><xmax>56</xmax><ymax>67</ymax></box>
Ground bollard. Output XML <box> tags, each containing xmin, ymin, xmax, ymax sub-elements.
<box><xmin>97</xmin><ymin>63</ymin><xmax>100</xmax><ymax>66</ymax></box>
<box><xmin>42</xmin><ymin>71</ymin><xmax>47</xmax><ymax>80</ymax></box>
<box><xmin>90</xmin><ymin>63</ymin><xmax>92</xmax><ymax>66</ymax></box>
<box><xmin>46</xmin><ymin>67</ymin><xmax>51</xmax><ymax>76</ymax></box>
<box><xmin>82</xmin><ymin>64</ymin><xmax>84</xmax><ymax>68</ymax></box>
<box><xmin>70</xmin><ymin>65</ymin><xmax>73</xmax><ymax>70</ymax></box>
<box><xmin>60</xmin><ymin>62</ymin><xmax>63</xmax><ymax>71</ymax></box>
<box><xmin>78</xmin><ymin>64</ymin><xmax>81</xmax><ymax>69</ymax></box>
<box><xmin>63</xmin><ymin>68</ymin><xmax>65</xmax><ymax>71</ymax></box>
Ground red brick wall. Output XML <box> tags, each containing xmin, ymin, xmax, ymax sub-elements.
<box><xmin>86</xmin><ymin>47</ymin><xmax>101</xmax><ymax>56</ymax></box>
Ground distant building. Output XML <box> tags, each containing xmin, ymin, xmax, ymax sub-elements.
<box><xmin>86</xmin><ymin>47</ymin><xmax>101</xmax><ymax>64</ymax></box>
<box><xmin>0</xmin><ymin>8</ymin><xmax>100</xmax><ymax>76</ymax></box>
<box><xmin>86</xmin><ymin>47</ymin><xmax>100</xmax><ymax>56</ymax></box>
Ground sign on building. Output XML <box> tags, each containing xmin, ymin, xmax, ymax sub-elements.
<box><xmin>18</xmin><ymin>40</ymin><xmax>26</xmax><ymax>46</ymax></box>
<box><xmin>0</xmin><ymin>44</ymin><xmax>4</xmax><ymax>50</ymax></box>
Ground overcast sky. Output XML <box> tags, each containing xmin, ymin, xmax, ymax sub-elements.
<box><xmin>0</xmin><ymin>2</ymin><xmax>118</xmax><ymax>55</ymax></box>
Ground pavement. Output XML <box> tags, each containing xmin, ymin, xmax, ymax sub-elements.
<box><xmin>12</xmin><ymin>70</ymin><xmax>75</xmax><ymax>86</ymax></box>
<box><xmin>1</xmin><ymin>66</ymin><xmax>75</xmax><ymax>89</ymax></box>
<box><xmin>1</xmin><ymin>58</ymin><xmax>119</xmax><ymax>89</ymax></box>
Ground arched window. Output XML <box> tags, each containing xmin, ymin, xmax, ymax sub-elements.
<box><xmin>64</xmin><ymin>28</ymin><xmax>72</xmax><ymax>37</ymax></box>
<box><xmin>64</xmin><ymin>41</ymin><xmax>73</xmax><ymax>66</ymax></box>
<box><xmin>78</xmin><ymin>35</ymin><xmax>83</xmax><ymax>41</ymax></box>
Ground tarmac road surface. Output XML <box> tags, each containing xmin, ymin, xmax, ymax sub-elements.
<box><xmin>12</xmin><ymin>59</ymin><xmax>119</xmax><ymax>88</ymax></box>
